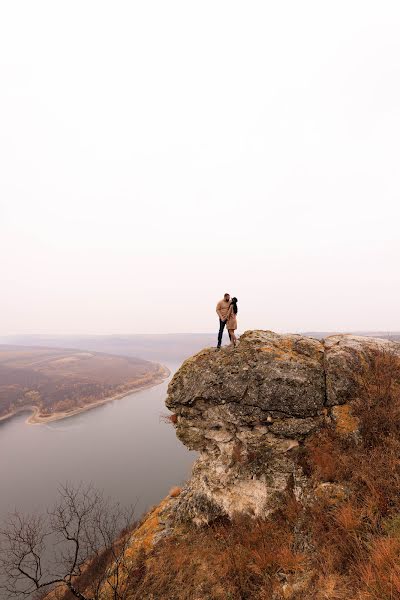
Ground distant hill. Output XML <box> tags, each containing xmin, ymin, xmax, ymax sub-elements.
<box><xmin>0</xmin><ymin>334</ymin><xmax>218</xmax><ymax>363</ymax></box>
<box><xmin>304</xmin><ymin>331</ymin><xmax>400</xmax><ymax>341</ymax></box>
<box><xmin>0</xmin><ymin>345</ymin><xmax>168</xmax><ymax>423</ymax></box>
<box><xmin>1</xmin><ymin>332</ymin><xmax>399</xmax><ymax>363</ymax></box>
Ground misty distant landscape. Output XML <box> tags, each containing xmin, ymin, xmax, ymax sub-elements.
<box><xmin>0</xmin><ymin>345</ymin><xmax>167</xmax><ymax>423</ymax></box>
<box><xmin>0</xmin><ymin>339</ymin><xmax>197</xmax><ymax>589</ymax></box>
<box><xmin>0</xmin><ymin>334</ymin><xmax>217</xmax><ymax>363</ymax></box>
<box><xmin>2</xmin><ymin>330</ymin><xmax>399</xmax><ymax>361</ymax></box>
<box><xmin>1</xmin><ymin>330</ymin><xmax>399</xmax><ymax>424</ymax></box>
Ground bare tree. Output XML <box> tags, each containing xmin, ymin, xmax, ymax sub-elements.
<box><xmin>0</xmin><ymin>483</ymin><xmax>139</xmax><ymax>600</ymax></box>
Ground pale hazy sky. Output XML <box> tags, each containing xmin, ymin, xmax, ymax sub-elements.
<box><xmin>1</xmin><ymin>1</ymin><xmax>400</xmax><ymax>335</ymax></box>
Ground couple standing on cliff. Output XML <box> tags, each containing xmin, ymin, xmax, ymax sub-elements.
<box><xmin>216</xmin><ymin>293</ymin><xmax>238</xmax><ymax>349</ymax></box>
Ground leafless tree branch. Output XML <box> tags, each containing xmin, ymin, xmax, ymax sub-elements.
<box><xmin>0</xmin><ymin>484</ymin><xmax>136</xmax><ymax>600</ymax></box>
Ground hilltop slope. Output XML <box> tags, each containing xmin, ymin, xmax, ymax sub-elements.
<box><xmin>0</xmin><ymin>345</ymin><xmax>168</xmax><ymax>423</ymax></box>
<box><xmin>45</xmin><ymin>331</ymin><xmax>400</xmax><ymax>598</ymax></box>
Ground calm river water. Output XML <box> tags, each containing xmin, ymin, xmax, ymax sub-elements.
<box><xmin>0</xmin><ymin>362</ymin><xmax>196</xmax><ymax>523</ymax></box>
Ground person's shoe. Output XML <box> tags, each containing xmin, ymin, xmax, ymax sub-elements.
<box><xmin>216</xmin><ymin>346</ymin><xmax>221</xmax><ymax>351</ymax></box>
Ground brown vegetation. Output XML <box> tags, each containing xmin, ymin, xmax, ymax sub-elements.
<box><xmin>3</xmin><ymin>349</ymin><xmax>400</xmax><ymax>599</ymax></box>
<box><xmin>159</xmin><ymin>413</ymin><xmax>178</xmax><ymax>425</ymax></box>
<box><xmin>125</xmin><ymin>348</ymin><xmax>400</xmax><ymax>599</ymax></box>
<box><xmin>0</xmin><ymin>345</ymin><xmax>166</xmax><ymax>421</ymax></box>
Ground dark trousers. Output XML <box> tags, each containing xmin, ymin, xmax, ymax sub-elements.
<box><xmin>217</xmin><ymin>319</ymin><xmax>231</xmax><ymax>347</ymax></box>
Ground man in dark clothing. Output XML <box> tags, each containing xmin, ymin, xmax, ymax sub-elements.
<box><xmin>216</xmin><ymin>293</ymin><xmax>231</xmax><ymax>348</ymax></box>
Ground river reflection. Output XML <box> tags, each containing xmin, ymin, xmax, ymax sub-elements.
<box><xmin>0</xmin><ymin>363</ymin><xmax>196</xmax><ymax>522</ymax></box>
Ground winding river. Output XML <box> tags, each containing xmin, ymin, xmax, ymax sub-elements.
<box><xmin>0</xmin><ymin>362</ymin><xmax>196</xmax><ymax>524</ymax></box>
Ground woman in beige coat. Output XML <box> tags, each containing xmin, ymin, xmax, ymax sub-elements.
<box><xmin>226</xmin><ymin>297</ymin><xmax>238</xmax><ymax>347</ymax></box>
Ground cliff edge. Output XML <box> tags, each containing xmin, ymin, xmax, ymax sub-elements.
<box><xmin>165</xmin><ymin>330</ymin><xmax>400</xmax><ymax>524</ymax></box>
<box><xmin>50</xmin><ymin>330</ymin><xmax>400</xmax><ymax>599</ymax></box>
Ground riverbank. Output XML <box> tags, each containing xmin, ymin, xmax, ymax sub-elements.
<box><xmin>0</xmin><ymin>363</ymin><xmax>170</xmax><ymax>425</ymax></box>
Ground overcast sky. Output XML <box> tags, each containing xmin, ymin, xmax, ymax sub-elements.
<box><xmin>1</xmin><ymin>1</ymin><xmax>400</xmax><ymax>335</ymax></box>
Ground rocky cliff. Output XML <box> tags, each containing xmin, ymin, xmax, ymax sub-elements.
<box><xmin>165</xmin><ymin>330</ymin><xmax>400</xmax><ymax>524</ymax></box>
<box><xmin>42</xmin><ymin>330</ymin><xmax>400</xmax><ymax>599</ymax></box>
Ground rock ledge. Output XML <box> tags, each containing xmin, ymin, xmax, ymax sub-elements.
<box><xmin>165</xmin><ymin>330</ymin><xmax>400</xmax><ymax>523</ymax></box>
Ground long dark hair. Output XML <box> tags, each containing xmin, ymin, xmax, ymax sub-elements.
<box><xmin>231</xmin><ymin>297</ymin><xmax>238</xmax><ymax>315</ymax></box>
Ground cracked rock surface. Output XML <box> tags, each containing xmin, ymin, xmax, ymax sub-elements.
<box><xmin>165</xmin><ymin>330</ymin><xmax>400</xmax><ymax>524</ymax></box>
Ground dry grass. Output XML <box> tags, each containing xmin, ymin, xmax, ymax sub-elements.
<box><xmin>131</xmin><ymin>349</ymin><xmax>400</xmax><ymax>599</ymax></box>
<box><xmin>160</xmin><ymin>412</ymin><xmax>178</xmax><ymax>425</ymax></box>
<box><xmin>301</xmin><ymin>348</ymin><xmax>400</xmax><ymax>599</ymax></box>
<box><xmin>63</xmin><ymin>348</ymin><xmax>400</xmax><ymax>599</ymax></box>
<box><xmin>126</xmin><ymin>502</ymin><xmax>305</xmax><ymax>600</ymax></box>
<box><xmin>169</xmin><ymin>486</ymin><xmax>182</xmax><ymax>498</ymax></box>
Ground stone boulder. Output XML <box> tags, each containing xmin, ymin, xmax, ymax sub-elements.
<box><xmin>324</xmin><ymin>334</ymin><xmax>400</xmax><ymax>405</ymax></box>
<box><xmin>165</xmin><ymin>330</ymin><xmax>400</xmax><ymax>524</ymax></box>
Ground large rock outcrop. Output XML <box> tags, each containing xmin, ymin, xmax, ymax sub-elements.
<box><xmin>165</xmin><ymin>330</ymin><xmax>400</xmax><ymax>524</ymax></box>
